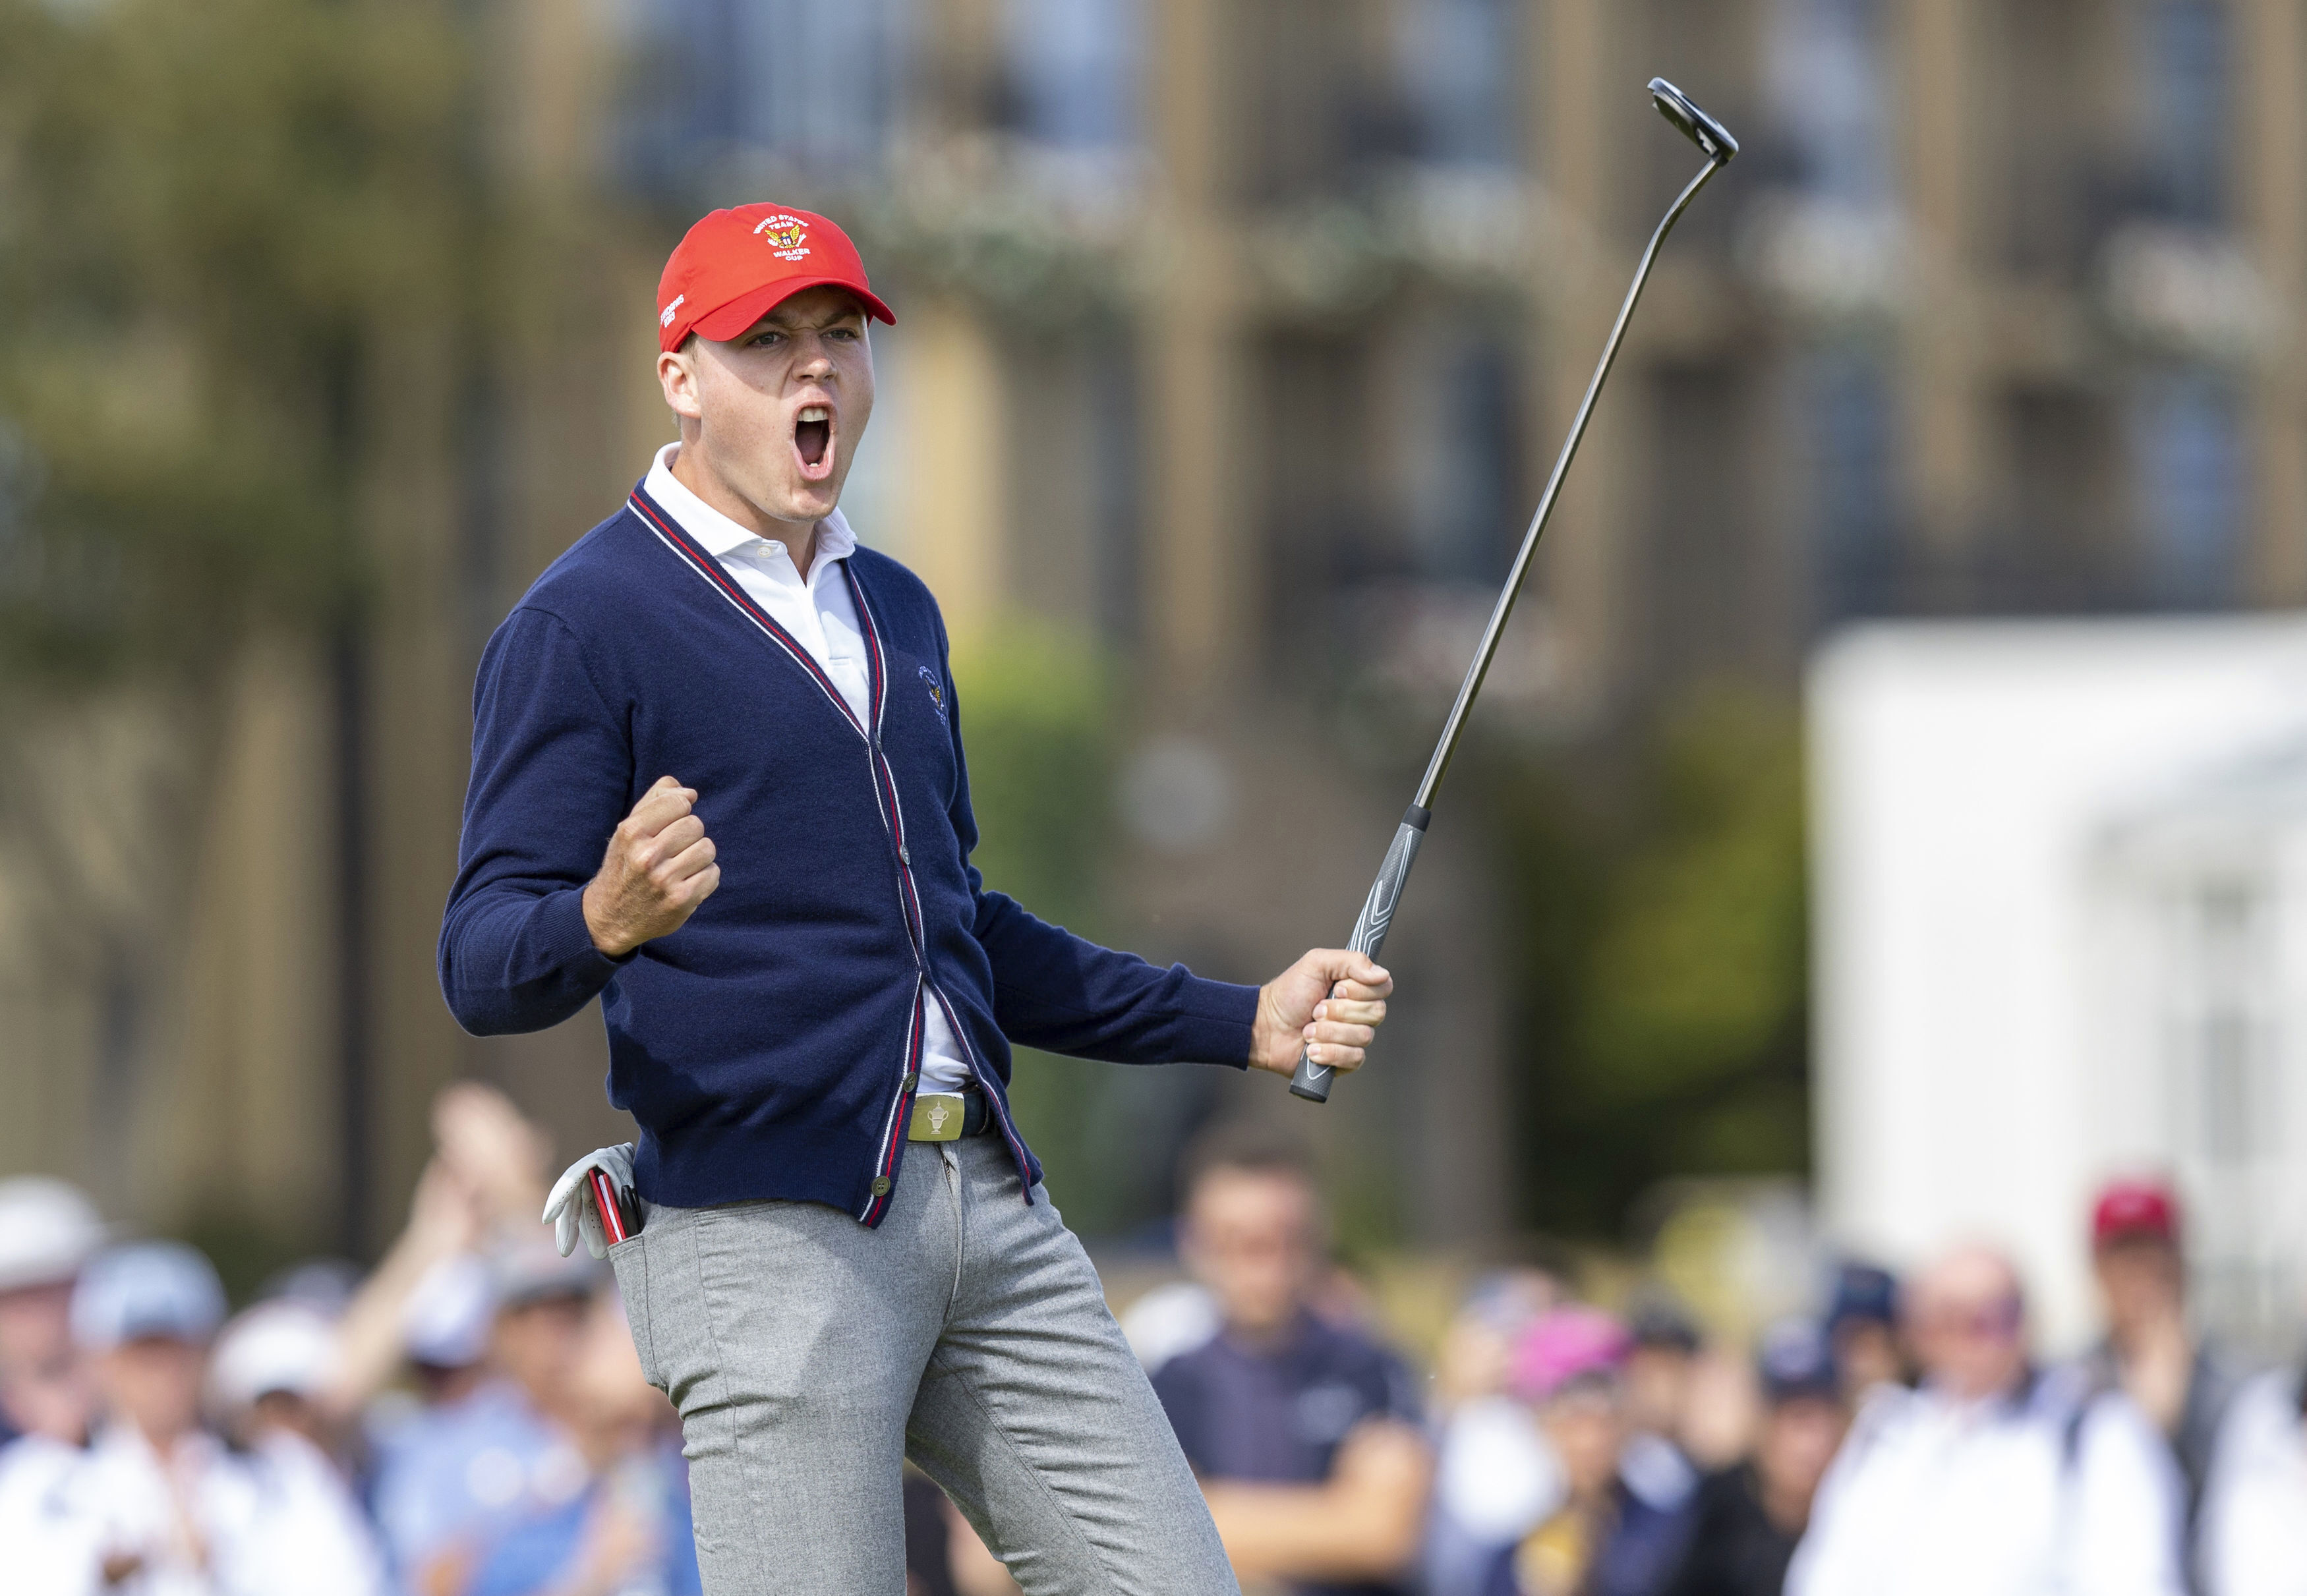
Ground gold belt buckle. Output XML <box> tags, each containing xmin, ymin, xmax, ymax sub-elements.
<box><xmin>908</xmin><ymin>1093</ymin><xmax>967</xmax><ymax>1142</ymax></box>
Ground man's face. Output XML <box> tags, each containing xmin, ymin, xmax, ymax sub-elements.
<box><xmin>1181</xmin><ymin>1168</ymin><xmax>1321</xmax><ymax>1338</ymax></box>
<box><xmin>96</xmin><ymin>1337</ymin><xmax>206</xmax><ymax>1445</ymax></box>
<box><xmin>1541</xmin><ymin>1381</ymin><xmax>1626</xmax><ymax>1502</ymax></box>
<box><xmin>0</xmin><ymin>1280</ymin><xmax>74</xmax><ymax>1368</ymax></box>
<box><xmin>1910</xmin><ymin>1253</ymin><xmax>2028</xmax><ymax>1402</ymax></box>
<box><xmin>0</xmin><ymin>1284</ymin><xmax>91</xmax><ymax>1444</ymax></box>
<box><xmin>1829</xmin><ymin>1318</ymin><xmax>1904</xmax><ymax>1398</ymax></box>
<box><xmin>247</xmin><ymin>1390</ymin><xmax>328</xmax><ymax>1449</ymax></box>
<box><xmin>1622</xmin><ymin>1345</ymin><xmax>1693</xmax><ymax>1440</ymax></box>
<box><xmin>2093</xmin><ymin>1236</ymin><xmax>2183</xmax><ymax>1334</ymax></box>
<box><xmin>657</xmin><ymin>285</ymin><xmax>875</xmax><ymax>528</ymax></box>
<box><xmin>492</xmin><ymin>1293</ymin><xmax>590</xmax><ymax>1411</ymax></box>
<box><xmin>1755</xmin><ymin>1395</ymin><xmax>1846</xmax><ymax>1520</ymax></box>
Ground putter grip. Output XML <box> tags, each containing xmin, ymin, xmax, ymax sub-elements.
<box><xmin>1289</xmin><ymin>807</ymin><xmax>1429</xmax><ymax>1103</ymax></box>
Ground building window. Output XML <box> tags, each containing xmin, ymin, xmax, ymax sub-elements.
<box><xmin>1767</xmin><ymin>0</ymin><xmax>1894</xmax><ymax>205</ymax></box>
<box><xmin>615</xmin><ymin>0</ymin><xmax>912</xmax><ymax>188</ymax></box>
<box><xmin>2157</xmin><ymin>874</ymin><xmax>2288</xmax><ymax>1338</ymax></box>
<box><xmin>2132</xmin><ymin>368</ymin><xmax>2244</xmax><ymax>609</ymax></box>
<box><xmin>1403</xmin><ymin>329</ymin><xmax>1522</xmax><ymax>584</ymax></box>
<box><xmin>2138</xmin><ymin>0</ymin><xmax>2229</xmax><ymax>224</ymax></box>
<box><xmin>1005</xmin><ymin>0</ymin><xmax>1141</xmax><ymax>152</ymax></box>
<box><xmin>1801</xmin><ymin>349</ymin><xmax>1900</xmax><ymax>622</ymax></box>
<box><xmin>1395</xmin><ymin>0</ymin><xmax>1521</xmax><ymax>169</ymax></box>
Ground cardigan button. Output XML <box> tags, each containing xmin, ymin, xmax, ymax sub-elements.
<box><xmin>902</xmin><ymin>1071</ymin><xmax>920</xmax><ymax>1090</ymax></box>
<box><xmin>898</xmin><ymin>845</ymin><xmax>910</xmax><ymax>865</ymax></box>
<box><xmin>871</xmin><ymin>1177</ymin><xmax>892</xmax><ymax>1197</ymax></box>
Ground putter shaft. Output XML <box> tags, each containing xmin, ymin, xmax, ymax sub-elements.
<box><xmin>1291</xmin><ymin>83</ymin><xmax>1735</xmax><ymax>1104</ymax></box>
<box><xmin>1415</xmin><ymin>156</ymin><xmax>1724</xmax><ymax>812</ymax></box>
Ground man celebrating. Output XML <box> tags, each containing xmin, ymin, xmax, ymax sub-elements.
<box><xmin>439</xmin><ymin>204</ymin><xmax>1392</xmax><ymax>1595</ymax></box>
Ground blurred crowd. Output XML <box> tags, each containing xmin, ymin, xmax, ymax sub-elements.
<box><xmin>3</xmin><ymin>1093</ymin><xmax>2305</xmax><ymax>1596</ymax></box>
<box><xmin>0</xmin><ymin>1085</ymin><xmax>697</xmax><ymax>1596</ymax></box>
<box><xmin>1116</xmin><ymin>1131</ymin><xmax>2307</xmax><ymax>1596</ymax></box>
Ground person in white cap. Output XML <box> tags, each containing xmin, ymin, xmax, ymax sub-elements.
<box><xmin>1</xmin><ymin>1240</ymin><xmax>384</xmax><ymax>1596</ymax></box>
<box><xmin>0</xmin><ymin>1175</ymin><xmax>108</xmax><ymax>1446</ymax></box>
<box><xmin>210</xmin><ymin>1299</ymin><xmax>346</xmax><ymax>1456</ymax></box>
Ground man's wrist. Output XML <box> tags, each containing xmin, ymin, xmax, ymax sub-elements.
<box><xmin>1248</xmin><ymin>983</ymin><xmax>1293</xmax><ymax>1075</ymax></box>
<box><xmin>581</xmin><ymin>880</ymin><xmax>639</xmax><ymax>959</ymax></box>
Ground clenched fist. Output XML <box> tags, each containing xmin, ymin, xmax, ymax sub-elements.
<box><xmin>581</xmin><ymin>776</ymin><xmax>721</xmax><ymax>957</ymax></box>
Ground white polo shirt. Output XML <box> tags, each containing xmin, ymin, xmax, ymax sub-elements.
<box><xmin>645</xmin><ymin>443</ymin><xmax>974</xmax><ymax>1094</ymax></box>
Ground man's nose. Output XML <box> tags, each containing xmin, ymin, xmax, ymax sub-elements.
<box><xmin>794</xmin><ymin>337</ymin><xmax>838</xmax><ymax>378</ymax></box>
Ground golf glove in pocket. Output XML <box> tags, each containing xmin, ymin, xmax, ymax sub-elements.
<box><xmin>544</xmin><ymin>1143</ymin><xmax>637</xmax><ymax>1259</ymax></box>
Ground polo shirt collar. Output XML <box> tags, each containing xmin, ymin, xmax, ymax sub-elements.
<box><xmin>645</xmin><ymin>442</ymin><xmax>858</xmax><ymax>565</ymax></box>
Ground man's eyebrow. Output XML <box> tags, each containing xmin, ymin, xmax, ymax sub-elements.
<box><xmin>751</xmin><ymin>302</ymin><xmax>867</xmax><ymax>335</ymax></box>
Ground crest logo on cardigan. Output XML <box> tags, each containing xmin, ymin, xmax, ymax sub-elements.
<box><xmin>920</xmin><ymin>664</ymin><xmax>947</xmax><ymax>721</ymax></box>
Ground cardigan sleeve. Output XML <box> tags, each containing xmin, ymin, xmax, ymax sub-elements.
<box><xmin>438</xmin><ymin>608</ymin><xmax>635</xmax><ymax>1035</ymax></box>
<box><xmin>937</xmin><ymin>631</ymin><xmax>1259</xmax><ymax>1068</ymax></box>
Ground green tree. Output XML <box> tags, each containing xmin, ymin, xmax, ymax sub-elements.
<box><xmin>949</xmin><ymin>619</ymin><xmax>1115</xmax><ymax>932</ymax></box>
<box><xmin>0</xmin><ymin>0</ymin><xmax>475</xmax><ymax>676</ymax></box>
<box><xmin>0</xmin><ymin>0</ymin><xmax>485</xmax><ymax>1247</ymax></box>
<box><xmin>1486</xmin><ymin>688</ymin><xmax>1809</xmax><ymax>1235</ymax></box>
<box><xmin>949</xmin><ymin>619</ymin><xmax>1194</xmax><ymax>1237</ymax></box>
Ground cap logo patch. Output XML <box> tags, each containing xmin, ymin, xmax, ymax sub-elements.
<box><xmin>753</xmin><ymin>214</ymin><xmax>812</xmax><ymax>260</ymax></box>
<box><xmin>660</xmin><ymin>293</ymin><xmax>685</xmax><ymax>328</ymax></box>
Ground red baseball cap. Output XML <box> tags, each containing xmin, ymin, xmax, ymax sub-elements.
<box><xmin>2091</xmin><ymin>1178</ymin><xmax>2180</xmax><ymax>1249</ymax></box>
<box><xmin>656</xmin><ymin>204</ymin><xmax>896</xmax><ymax>355</ymax></box>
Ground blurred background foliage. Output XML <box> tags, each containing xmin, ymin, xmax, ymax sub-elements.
<box><xmin>0</xmin><ymin>0</ymin><xmax>473</xmax><ymax>679</ymax></box>
<box><xmin>948</xmin><ymin>619</ymin><xmax>1212</xmax><ymax>1241</ymax></box>
<box><xmin>1478</xmin><ymin>693</ymin><xmax>1809</xmax><ymax>1239</ymax></box>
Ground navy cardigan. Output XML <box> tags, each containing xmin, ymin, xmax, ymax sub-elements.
<box><xmin>440</xmin><ymin>484</ymin><xmax>1260</xmax><ymax>1222</ymax></box>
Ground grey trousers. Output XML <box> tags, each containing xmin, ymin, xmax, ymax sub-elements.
<box><xmin>608</xmin><ymin>1134</ymin><xmax>1240</xmax><ymax>1596</ymax></box>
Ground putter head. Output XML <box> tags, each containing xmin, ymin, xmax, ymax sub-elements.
<box><xmin>1649</xmin><ymin>78</ymin><xmax>1739</xmax><ymax>165</ymax></box>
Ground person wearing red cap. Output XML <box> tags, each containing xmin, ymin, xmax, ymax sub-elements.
<box><xmin>440</xmin><ymin>204</ymin><xmax>1395</xmax><ymax>1594</ymax></box>
<box><xmin>2082</xmin><ymin>1177</ymin><xmax>2244</xmax><ymax>1593</ymax></box>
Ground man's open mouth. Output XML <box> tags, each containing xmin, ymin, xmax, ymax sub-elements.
<box><xmin>796</xmin><ymin>405</ymin><xmax>834</xmax><ymax>482</ymax></box>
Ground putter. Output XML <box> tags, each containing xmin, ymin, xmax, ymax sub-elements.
<box><xmin>1291</xmin><ymin>78</ymin><xmax>1738</xmax><ymax>1103</ymax></box>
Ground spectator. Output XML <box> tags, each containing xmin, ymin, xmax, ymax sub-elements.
<box><xmin>1789</xmin><ymin>1243</ymin><xmax>2185</xmax><ymax>1596</ymax></box>
<box><xmin>1821</xmin><ymin>1264</ymin><xmax>1902</xmax><ymax>1406</ymax></box>
<box><xmin>328</xmin><ymin>1085</ymin><xmax>547</xmax><ymax>1430</ymax></box>
<box><xmin>1621</xmin><ymin>1301</ymin><xmax>1707</xmax><ymax>1506</ymax></box>
<box><xmin>2080</xmin><ymin>1177</ymin><xmax>2242</xmax><ymax>1592</ymax></box>
<box><xmin>7</xmin><ymin>1240</ymin><xmax>384</xmax><ymax>1595</ymax></box>
<box><xmin>2195</xmin><ymin>1352</ymin><xmax>2307</xmax><ymax>1596</ymax></box>
<box><xmin>1663</xmin><ymin>1320</ymin><xmax>1846</xmax><ymax>1596</ymax></box>
<box><xmin>395</xmin><ymin>1251</ymin><xmax>498</xmax><ymax>1411</ymax></box>
<box><xmin>370</xmin><ymin>1241</ymin><xmax>601</xmax><ymax>1594</ymax></box>
<box><xmin>1117</xmin><ymin>1278</ymin><xmax>1220</xmax><ymax>1378</ymax></box>
<box><xmin>902</xmin><ymin>1469</ymin><xmax>1025</xmax><ymax>1596</ymax></box>
<box><xmin>459</xmin><ymin>1286</ymin><xmax>701</xmax><ymax>1596</ymax></box>
<box><xmin>1425</xmin><ymin>1272</ymin><xmax>1568</xmax><ymax>1596</ymax></box>
<box><xmin>210</xmin><ymin>1299</ymin><xmax>344</xmax><ymax>1456</ymax></box>
<box><xmin>0</xmin><ymin>1176</ymin><xmax>107</xmax><ymax>1446</ymax></box>
<box><xmin>1488</xmin><ymin>1307</ymin><xmax>1697</xmax><ymax>1596</ymax></box>
<box><xmin>1624</xmin><ymin>1303</ymin><xmax>1703</xmax><ymax>1456</ymax></box>
<box><xmin>1150</xmin><ymin>1126</ymin><xmax>1431</xmax><ymax>1595</ymax></box>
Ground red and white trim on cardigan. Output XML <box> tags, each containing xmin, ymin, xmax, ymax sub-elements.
<box><xmin>629</xmin><ymin>490</ymin><xmax>1030</xmax><ymax>1224</ymax></box>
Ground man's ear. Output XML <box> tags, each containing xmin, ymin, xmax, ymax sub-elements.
<box><xmin>657</xmin><ymin>344</ymin><xmax>704</xmax><ymax>422</ymax></box>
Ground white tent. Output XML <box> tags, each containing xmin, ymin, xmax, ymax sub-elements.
<box><xmin>1810</xmin><ymin>616</ymin><xmax>2307</xmax><ymax>1352</ymax></box>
